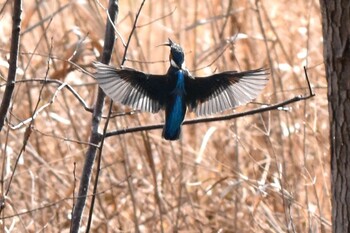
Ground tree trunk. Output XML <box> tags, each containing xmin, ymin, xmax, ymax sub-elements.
<box><xmin>319</xmin><ymin>0</ymin><xmax>350</xmax><ymax>232</ymax></box>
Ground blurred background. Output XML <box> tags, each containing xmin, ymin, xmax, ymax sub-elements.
<box><xmin>0</xmin><ymin>0</ymin><xmax>329</xmax><ymax>232</ymax></box>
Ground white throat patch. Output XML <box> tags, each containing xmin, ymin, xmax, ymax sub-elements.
<box><xmin>170</xmin><ymin>59</ymin><xmax>179</xmax><ymax>69</ymax></box>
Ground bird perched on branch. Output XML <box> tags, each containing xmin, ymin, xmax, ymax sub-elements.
<box><xmin>93</xmin><ymin>39</ymin><xmax>269</xmax><ymax>140</ymax></box>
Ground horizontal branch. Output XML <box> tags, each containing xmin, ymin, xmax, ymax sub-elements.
<box><xmin>105</xmin><ymin>67</ymin><xmax>315</xmax><ymax>138</ymax></box>
<box><xmin>104</xmin><ymin>94</ymin><xmax>314</xmax><ymax>138</ymax></box>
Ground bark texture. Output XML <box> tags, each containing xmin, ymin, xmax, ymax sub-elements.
<box><xmin>320</xmin><ymin>0</ymin><xmax>350</xmax><ymax>232</ymax></box>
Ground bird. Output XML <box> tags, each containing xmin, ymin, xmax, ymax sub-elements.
<box><xmin>93</xmin><ymin>39</ymin><xmax>269</xmax><ymax>140</ymax></box>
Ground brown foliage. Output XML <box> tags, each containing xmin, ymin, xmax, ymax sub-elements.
<box><xmin>0</xmin><ymin>0</ymin><xmax>329</xmax><ymax>232</ymax></box>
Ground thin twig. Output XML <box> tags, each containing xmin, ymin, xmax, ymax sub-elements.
<box><xmin>21</xmin><ymin>3</ymin><xmax>70</xmax><ymax>35</ymax></box>
<box><xmin>4</xmin><ymin>40</ymin><xmax>53</xmax><ymax>198</ymax></box>
<box><xmin>120</xmin><ymin>0</ymin><xmax>146</xmax><ymax>65</ymax></box>
<box><xmin>0</xmin><ymin>190</ymin><xmax>107</xmax><ymax>221</ymax></box>
<box><xmin>121</xmin><ymin>135</ymin><xmax>141</xmax><ymax>233</ymax></box>
<box><xmin>137</xmin><ymin>7</ymin><xmax>176</xmax><ymax>28</ymax></box>
<box><xmin>140</xmin><ymin>128</ymin><xmax>164</xmax><ymax>233</ymax></box>
<box><xmin>254</xmin><ymin>0</ymin><xmax>291</xmax><ymax>229</ymax></box>
<box><xmin>31</xmin><ymin>127</ymin><xmax>100</xmax><ymax>147</ymax></box>
<box><xmin>9</xmin><ymin>83</ymin><xmax>68</xmax><ymax>130</ymax></box>
<box><xmin>13</xmin><ymin>79</ymin><xmax>94</xmax><ymax>113</ymax></box>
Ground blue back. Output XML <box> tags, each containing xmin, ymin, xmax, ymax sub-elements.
<box><xmin>163</xmin><ymin>70</ymin><xmax>187</xmax><ymax>140</ymax></box>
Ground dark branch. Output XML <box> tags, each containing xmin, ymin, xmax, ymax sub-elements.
<box><xmin>69</xmin><ymin>0</ymin><xmax>119</xmax><ymax>232</ymax></box>
<box><xmin>0</xmin><ymin>0</ymin><xmax>22</xmax><ymax>131</ymax></box>
<box><xmin>86</xmin><ymin>1</ymin><xmax>147</xmax><ymax>233</ymax></box>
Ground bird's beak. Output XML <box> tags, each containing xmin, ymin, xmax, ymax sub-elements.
<box><xmin>156</xmin><ymin>38</ymin><xmax>173</xmax><ymax>47</ymax></box>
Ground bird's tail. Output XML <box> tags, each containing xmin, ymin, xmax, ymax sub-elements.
<box><xmin>162</xmin><ymin>95</ymin><xmax>185</xmax><ymax>141</ymax></box>
<box><xmin>162</xmin><ymin>124</ymin><xmax>181</xmax><ymax>141</ymax></box>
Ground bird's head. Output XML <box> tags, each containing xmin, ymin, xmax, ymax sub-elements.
<box><xmin>160</xmin><ymin>38</ymin><xmax>185</xmax><ymax>69</ymax></box>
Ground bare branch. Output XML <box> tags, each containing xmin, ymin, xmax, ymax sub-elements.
<box><xmin>70</xmin><ymin>0</ymin><xmax>120</xmax><ymax>232</ymax></box>
<box><xmin>13</xmin><ymin>79</ymin><xmax>94</xmax><ymax>113</ymax></box>
<box><xmin>0</xmin><ymin>0</ymin><xmax>22</xmax><ymax>130</ymax></box>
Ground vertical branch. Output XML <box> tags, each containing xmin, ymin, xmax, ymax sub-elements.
<box><xmin>69</xmin><ymin>1</ymin><xmax>119</xmax><ymax>232</ymax></box>
<box><xmin>320</xmin><ymin>0</ymin><xmax>350</xmax><ymax>232</ymax></box>
<box><xmin>0</xmin><ymin>0</ymin><xmax>22</xmax><ymax>130</ymax></box>
<box><xmin>85</xmin><ymin>102</ymin><xmax>113</xmax><ymax>233</ymax></box>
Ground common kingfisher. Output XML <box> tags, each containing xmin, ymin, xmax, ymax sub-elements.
<box><xmin>93</xmin><ymin>39</ymin><xmax>269</xmax><ymax>140</ymax></box>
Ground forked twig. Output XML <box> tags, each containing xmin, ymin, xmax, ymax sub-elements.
<box><xmin>13</xmin><ymin>79</ymin><xmax>94</xmax><ymax>114</ymax></box>
<box><xmin>9</xmin><ymin>83</ymin><xmax>69</xmax><ymax>130</ymax></box>
<box><xmin>4</xmin><ymin>40</ymin><xmax>54</xmax><ymax>201</ymax></box>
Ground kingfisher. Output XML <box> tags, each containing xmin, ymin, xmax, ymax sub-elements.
<box><xmin>93</xmin><ymin>39</ymin><xmax>269</xmax><ymax>140</ymax></box>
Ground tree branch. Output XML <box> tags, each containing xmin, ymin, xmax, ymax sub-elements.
<box><xmin>69</xmin><ymin>0</ymin><xmax>119</xmax><ymax>232</ymax></box>
<box><xmin>86</xmin><ymin>1</ymin><xmax>147</xmax><ymax>232</ymax></box>
<box><xmin>0</xmin><ymin>0</ymin><xmax>22</xmax><ymax>131</ymax></box>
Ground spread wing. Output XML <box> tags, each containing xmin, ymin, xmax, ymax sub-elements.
<box><xmin>185</xmin><ymin>68</ymin><xmax>269</xmax><ymax>116</ymax></box>
<box><xmin>93</xmin><ymin>62</ymin><xmax>167</xmax><ymax>113</ymax></box>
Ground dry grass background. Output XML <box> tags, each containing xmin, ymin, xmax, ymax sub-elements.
<box><xmin>0</xmin><ymin>0</ymin><xmax>329</xmax><ymax>232</ymax></box>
